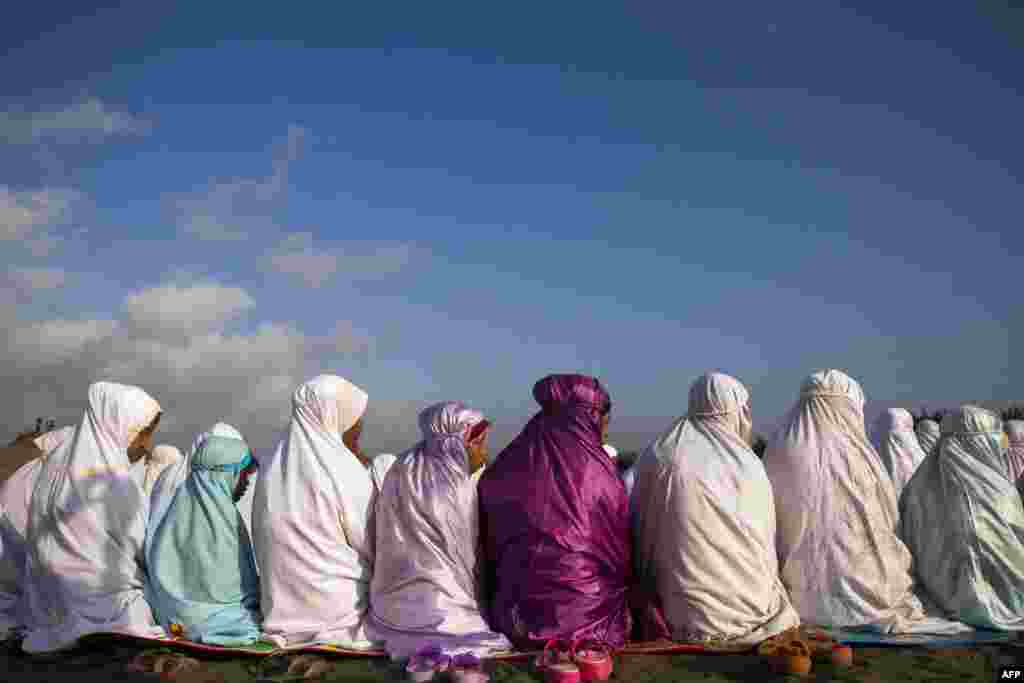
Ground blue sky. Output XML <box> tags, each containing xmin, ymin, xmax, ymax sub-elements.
<box><xmin>1</xmin><ymin>2</ymin><xmax>1020</xmax><ymax>454</ymax></box>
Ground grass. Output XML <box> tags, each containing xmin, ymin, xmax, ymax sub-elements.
<box><xmin>2</xmin><ymin>641</ymin><xmax>1018</xmax><ymax>682</ymax></box>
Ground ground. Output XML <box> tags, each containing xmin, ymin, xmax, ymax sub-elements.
<box><xmin>2</xmin><ymin>642</ymin><xmax>1020</xmax><ymax>683</ymax></box>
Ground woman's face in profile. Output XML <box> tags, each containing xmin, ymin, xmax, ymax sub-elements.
<box><xmin>127</xmin><ymin>415</ymin><xmax>160</xmax><ymax>464</ymax></box>
<box><xmin>467</xmin><ymin>430</ymin><xmax>490</xmax><ymax>473</ymax></box>
<box><xmin>343</xmin><ymin>418</ymin><xmax>364</xmax><ymax>457</ymax></box>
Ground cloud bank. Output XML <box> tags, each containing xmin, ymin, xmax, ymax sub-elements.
<box><xmin>0</xmin><ymin>280</ymin><xmax>370</xmax><ymax>456</ymax></box>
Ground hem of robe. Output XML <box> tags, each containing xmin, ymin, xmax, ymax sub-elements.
<box><xmin>934</xmin><ymin>595</ymin><xmax>1024</xmax><ymax>632</ymax></box>
<box><xmin>817</xmin><ymin>607</ymin><xmax>972</xmax><ymax>636</ymax></box>
<box><xmin>366</xmin><ymin>610</ymin><xmax>512</xmax><ymax>661</ymax></box>
<box><xmin>175</xmin><ymin>627</ymin><xmax>263</xmax><ymax>648</ymax></box>
<box><xmin>152</xmin><ymin>604</ymin><xmax>262</xmax><ymax>647</ymax></box>
<box><xmin>794</xmin><ymin>589</ymin><xmax>974</xmax><ymax>636</ymax></box>
<box><xmin>260</xmin><ymin>618</ymin><xmax>382</xmax><ymax>650</ymax></box>
<box><xmin>22</xmin><ymin>619</ymin><xmax>166</xmax><ymax>654</ymax></box>
<box><xmin>669</xmin><ymin>602</ymin><xmax>800</xmax><ymax>648</ymax></box>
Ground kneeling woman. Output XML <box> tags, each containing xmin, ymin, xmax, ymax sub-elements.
<box><xmin>0</xmin><ymin>425</ymin><xmax>74</xmax><ymax>639</ymax></box>
<box><xmin>764</xmin><ymin>370</ymin><xmax>966</xmax><ymax>634</ymax></box>
<box><xmin>145</xmin><ymin>424</ymin><xmax>261</xmax><ymax>645</ymax></box>
<box><xmin>900</xmin><ymin>407</ymin><xmax>1024</xmax><ymax>630</ymax></box>
<box><xmin>631</xmin><ymin>373</ymin><xmax>799</xmax><ymax>646</ymax></box>
<box><xmin>479</xmin><ymin>374</ymin><xmax>632</xmax><ymax>648</ymax></box>
<box><xmin>252</xmin><ymin>375</ymin><xmax>380</xmax><ymax>649</ymax></box>
<box><xmin>368</xmin><ymin>401</ymin><xmax>510</xmax><ymax>659</ymax></box>
<box><xmin>23</xmin><ymin>382</ymin><xmax>166</xmax><ymax>653</ymax></box>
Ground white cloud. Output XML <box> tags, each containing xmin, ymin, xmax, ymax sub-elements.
<box><xmin>123</xmin><ymin>282</ymin><xmax>255</xmax><ymax>337</ymax></box>
<box><xmin>0</xmin><ymin>278</ymin><xmax>373</xmax><ymax>456</ymax></box>
<box><xmin>0</xmin><ymin>98</ymin><xmax>151</xmax><ymax>144</ymax></box>
<box><xmin>236</xmin><ymin>373</ymin><xmax>298</xmax><ymax>425</ymax></box>
<box><xmin>267</xmin><ymin>232</ymin><xmax>417</xmax><ymax>288</ymax></box>
<box><xmin>7</xmin><ymin>267</ymin><xmax>67</xmax><ymax>291</ymax></box>
<box><xmin>0</xmin><ymin>186</ymin><xmax>80</xmax><ymax>255</ymax></box>
<box><xmin>318</xmin><ymin>320</ymin><xmax>372</xmax><ymax>354</ymax></box>
<box><xmin>7</xmin><ymin>318</ymin><xmax>118</xmax><ymax>367</ymax></box>
<box><xmin>267</xmin><ymin>248</ymin><xmax>339</xmax><ymax>287</ymax></box>
<box><xmin>176</xmin><ymin>125</ymin><xmax>308</xmax><ymax>242</ymax></box>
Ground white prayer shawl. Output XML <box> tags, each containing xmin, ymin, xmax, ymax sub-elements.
<box><xmin>130</xmin><ymin>444</ymin><xmax>184</xmax><ymax>498</ymax></box>
<box><xmin>621</xmin><ymin>464</ymin><xmax>637</xmax><ymax>498</ymax></box>
<box><xmin>369</xmin><ymin>454</ymin><xmax>397</xmax><ymax>495</ymax></box>
<box><xmin>252</xmin><ymin>375</ymin><xmax>379</xmax><ymax>648</ymax></box>
<box><xmin>900</xmin><ymin>408</ymin><xmax>1024</xmax><ymax>630</ymax></box>
<box><xmin>129</xmin><ymin>457</ymin><xmax>145</xmax><ymax>491</ymax></box>
<box><xmin>6</xmin><ymin>428</ymin><xmax>73</xmax><ymax>537</ymax></box>
<box><xmin>870</xmin><ymin>409</ymin><xmax>928</xmax><ymax>499</ymax></box>
<box><xmin>23</xmin><ymin>382</ymin><xmax>165</xmax><ymax>653</ymax></box>
<box><xmin>632</xmin><ymin>373</ymin><xmax>799</xmax><ymax>645</ymax></box>
<box><xmin>915</xmin><ymin>419</ymin><xmax>942</xmax><ymax>458</ymax></box>
<box><xmin>146</xmin><ymin>445</ymin><xmax>183</xmax><ymax>493</ymax></box>
<box><xmin>0</xmin><ymin>427</ymin><xmax>74</xmax><ymax>637</ymax></box>
<box><xmin>33</xmin><ymin>426</ymin><xmax>75</xmax><ymax>455</ymax></box>
<box><xmin>368</xmin><ymin>402</ymin><xmax>511</xmax><ymax>659</ymax></box>
<box><xmin>1005</xmin><ymin>421</ymin><xmax>1024</xmax><ymax>486</ymax></box>
<box><xmin>763</xmin><ymin>370</ymin><xmax>968</xmax><ymax>634</ymax></box>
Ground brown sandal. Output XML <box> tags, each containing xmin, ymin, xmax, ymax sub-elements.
<box><xmin>800</xmin><ymin>628</ymin><xmax>853</xmax><ymax>668</ymax></box>
<box><xmin>759</xmin><ymin>638</ymin><xmax>812</xmax><ymax>677</ymax></box>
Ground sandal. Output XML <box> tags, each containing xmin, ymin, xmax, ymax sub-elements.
<box><xmin>534</xmin><ymin>639</ymin><xmax>563</xmax><ymax>670</ymax></box>
<box><xmin>571</xmin><ymin>640</ymin><xmax>614</xmax><ymax>681</ymax></box>
<box><xmin>830</xmin><ymin>644</ymin><xmax>854</xmax><ymax>667</ymax></box>
<box><xmin>405</xmin><ymin>645</ymin><xmax>451</xmax><ymax>682</ymax></box>
<box><xmin>450</xmin><ymin>653</ymin><xmax>490</xmax><ymax>683</ymax></box>
<box><xmin>800</xmin><ymin>628</ymin><xmax>853</xmax><ymax>667</ymax></box>
<box><xmin>763</xmin><ymin>639</ymin><xmax>812</xmax><ymax>677</ymax></box>
<box><xmin>128</xmin><ymin>652</ymin><xmax>200</xmax><ymax>678</ymax></box>
<box><xmin>537</xmin><ymin>640</ymin><xmax>580</xmax><ymax>683</ymax></box>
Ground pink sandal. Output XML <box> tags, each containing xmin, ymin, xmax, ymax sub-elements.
<box><xmin>571</xmin><ymin>640</ymin><xmax>614</xmax><ymax>682</ymax></box>
<box><xmin>536</xmin><ymin>640</ymin><xmax>581</xmax><ymax>683</ymax></box>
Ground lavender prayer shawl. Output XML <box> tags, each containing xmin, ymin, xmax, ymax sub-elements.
<box><xmin>479</xmin><ymin>375</ymin><xmax>631</xmax><ymax>648</ymax></box>
<box><xmin>368</xmin><ymin>402</ymin><xmax>510</xmax><ymax>659</ymax></box>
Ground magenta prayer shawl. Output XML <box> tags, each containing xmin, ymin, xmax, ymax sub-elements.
<box><xmin>478</xmin><ymin>374</ymin><xmax>631</xmax><ymax>648</ymax></box>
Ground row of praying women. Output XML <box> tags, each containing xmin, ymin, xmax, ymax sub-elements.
<box><xmin>0</xmin><ymin>370</ymin><xmax>1022</xmax><ymax>662</ymax></box>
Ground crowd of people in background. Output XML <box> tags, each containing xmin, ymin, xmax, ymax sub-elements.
<box><xmin>0</xmin><ymin>370</ymin><xmax>1022</xmax><ymax>678</ymax></box>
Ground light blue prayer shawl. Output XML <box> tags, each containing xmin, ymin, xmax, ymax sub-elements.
<box><xmin>144</xmin><ymin>435</ymin><xmax>261</xmax><ymax>645</ymax></box>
